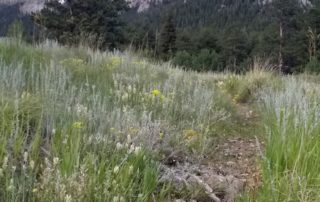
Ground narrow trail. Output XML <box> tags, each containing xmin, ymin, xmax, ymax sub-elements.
<box><xmin>207</xmin><ymin>103</ymin><xmax>264</xmax><ymax>193</ymax></box>
<box><xmin>162</xmin><ymin>103</ymin><xmax>265</xmax><ymax>202</ymax></box>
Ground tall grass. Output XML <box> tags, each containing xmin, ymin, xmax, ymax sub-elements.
<box><xmin>0</xmin><ymin>39</ymin><xmax>235</xmax><ymax>201</ymax></box>
<box><xmin>5</xmin><ymin>38</ymin><xmax>315</xmax><ymax>202</ymax></box>
<box><xmin>253</xmin><ymin>77</ymin><xmax>320</xmax><ymax>201</ymax></box>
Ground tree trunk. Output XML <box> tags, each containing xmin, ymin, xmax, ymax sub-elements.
<box><xmin>279</xmin><ymin>21</ymin><xmax>283</xmax><ymax>72</ymax></box>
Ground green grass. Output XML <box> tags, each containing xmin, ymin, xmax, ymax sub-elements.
<box><xmin>0</xmin><ymin>39</ymin><xmax>241</xmax><ymax>201</ymax></box>
<box><xmin>239</xmin><ymin>77</ymin><xmax>320</xmax><ymax>202</ymax></box>
<box><xmin>2</xmin><ymin>38</ymin><xmax>320</xmax><ymax>201</ymax></box>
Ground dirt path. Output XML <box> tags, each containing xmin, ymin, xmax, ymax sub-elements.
<box><xmin>160</xmin><ymin>103</ymin><xmax>264</xmax><ymax>202</ymax></box>
<box><xmin>208</xmin><ymin>103</ymin><xmax>264</xmax><ymax>191</ymax></box>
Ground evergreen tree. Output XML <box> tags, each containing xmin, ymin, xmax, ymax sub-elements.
<box><xmin>7</xmin><ymin>20</ymin><xmax>24</xmax><ymax>43</ymax></box>
<box><xmin>32</xmin><ymin>0</ymin><xmax>128</xmax><ymax>50</ymax></box>
<box><xmin>159</xmin><ymin>14</ymin><xmax>177</xmax><ymax>59</ymax></box>
<box><xmin>221</xmin><ymin>28</ymin><xmax>252</xmax><ymax>72</ymax></box>
<box><xmin>307</xmin><ymin>6</ymin><xmax>320</xmax><ymax>60</ymax></box>
<box><xmin>269</xmin><ymin>0</ymin><xmax>306</xmax><ymax>72</ymax></box>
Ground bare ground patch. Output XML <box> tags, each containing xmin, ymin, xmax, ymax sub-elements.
<box><xmin>159</xmin><ymin>104</ymin><xmax>264</xmax><ymax>202</ymax></box>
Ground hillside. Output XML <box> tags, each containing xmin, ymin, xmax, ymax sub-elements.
<box><xmin>1</xmin><ymin>37</ymin><xmax>320</xmax><ymax>201</ymax></box>
<box><xmin>1</xmin><ymin>0</ymin><xmax>320</xmax><ymax>201</ymax></box>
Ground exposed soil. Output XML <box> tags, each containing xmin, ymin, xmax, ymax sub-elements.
<box><xmin>159</xmin><ymin>103</ymin><xmax>264</xmax><ymax>202</ymax></box>
<box><xmin>208</xmin><ymin>137</ymin><xmax>264</xmax><ymax>192</ymax></box>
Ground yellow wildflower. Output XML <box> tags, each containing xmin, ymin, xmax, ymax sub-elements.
<box><xmin>151</xmin><ymin>89</ymin><xmax>161</xmax><ymax>97</ymax></box>
<box><xmin>61</xmin><ymin>58</ymin><xmax>85</xmax><ymax>68</ymax></box>
<box><xmin>72</xmin><ymin>122</ymin><xmax>84</xmax><ymax>129</ymax></box>
<box><xmin>183</xmin><ymin>129</ymin><xmax>200</xmax><ymax>141</ymax></box>
<box><xmin>232</xmin><ymin>94</ymin><xmax>240</xmax><ymax>103</ymax></box>
<box><xmin>109</xmin><ymin>56</ymin><xmax>121</xmax><ymax>67</ymax></box>
<box><xmin>159</xmin><ymin>132</ymin><xmax>164</xmax><ymax>140</ymax></box>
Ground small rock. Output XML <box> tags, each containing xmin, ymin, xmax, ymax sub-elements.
<box><xmin>226</xmin><ymin>161</ymin><xmax>236</xmax><ymax>166</ymax></box>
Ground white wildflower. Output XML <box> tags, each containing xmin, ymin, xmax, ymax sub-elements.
<box><xmin>127</xmin><ymin>134</ymin><xmax>132</xmax><ymax>144</ymax></box>
<box><xmin>113</xmin><ymin>196</ymin><xmax>125</xmax><ymax>202</ymax></box>
<box><xmin>129</xmin><ymin>165</ymin><xmax>134</xmax><ymax>175</ymax></box>
<box><xmin>121</xmin><ymin>93</ymin><xmax>129</xmax><ymax>101</ymax></box>
<box><xmin>116</xmin><ymin>142</ymin><xmax>123</xmax><ymax>150</ymax></box>
<box><xmin>2</xmin><ymin>156</ymin><xmax>8</xmax><ymax>169</ymax></box>
<box><xmin>53</xmin><ymin>157</ymin><xmax>59</xmax><ymax>166</ymax></box>
<box><xmin>217</xmin><ymin>81</ymin><xmax>224</xmax><ymax>87</ymax></box>
<box><xmin>45</xmin><ymin>157</ymin><xmax>50</xmax><ymax>167</ymax></box>
<box><xmin>75</xmin><ymin>103</ymin><xmax>88</xmax><ymax>116</ymax></box>
<box><xmin>7</xmin><ymin>179</ymin><xmax>14</xmax><ymax>191</ymax></box>
<box><xmin>113</xmin><ymin>166</ymin><xmax>120</xmax><ymax>174</ymax></box>
<box><xmin>30</xmin><ymin>160</ymin><xmax>35</xmax><ymax>170</ymax></box>
<box><xmin>128</xmin><ymin>144</ymin><xmax>135</xmax><ymax>154</ymax></box>
<box><xmin>23</xmin><ymin>152</ymin><xmax>28</xmax><ymax>162</ymax></box>
<box><xmin>127</xmin><ymin>85</ymin><xmax>132</xmax><ymax>91</ymax></box>
<box><xmin>134</xmin><ymin>146</ymin><xmax>141</xmax><ymax>155</ymax></box>
<box><xmin>123</xmin><ymin>106</ymin><xmax>127</xmax><ymax>113</ymax></box>
<box><xmin>65</xmin><ymin>194</ymin><xmax>72</xmax><ymax>202</ymax></box>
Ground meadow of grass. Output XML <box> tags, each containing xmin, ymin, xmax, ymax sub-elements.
<box><xmin>248</xmin><ymin>76</ymin><xmax>320</xmax><ymax>202</ymax></box>
<box><xmin>1</xmin><ymin>38</ymin><xmax>320</xmax><ymax>201</ymax></box>
<box><xmin>0</xmin><ymin>39</ymin><xmax>241</xmax><ymax>201</ymax></box>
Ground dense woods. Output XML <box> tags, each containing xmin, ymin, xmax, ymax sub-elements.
<box><xmin>1</xmin><ymin>0</ymin><xmax>320</xmax><ymax>73</ymax></box>
<box><xmin>128</xmin><ymin>0</ymin><xmax>320</xmax><ymax>73</ymax></box>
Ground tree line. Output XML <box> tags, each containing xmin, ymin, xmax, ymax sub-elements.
<box><xmin>2</xmin><ymin>0</ymin><xmax>320</xmax><ymax>73</ymax></box>
<box><xmin>128</xmin><ymin>0</ymin><xmax>320</xmax><ymax>73</ymax></box>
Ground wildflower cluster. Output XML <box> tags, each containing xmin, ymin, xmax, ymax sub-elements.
<box><xmin>132</xmin><ymin>60</ymin><xmax>146</xmax><ymax>66</ymax></box>
<box><xmin>72</xmin><ymin>121</ymin><xmax>84</xmax><ymax>129</ymax></box>
<box><xmin>61</xmin><ymin>58</ymin><xmax>86</xmax><ymax>68</ymax></box>
<box><xmin>108</xmin><ymin>56</ymin><xmax>121</xmax><ymax>68</ymax></box>
<box><xmin>151</xmin><ymin>89</ymin><xmax>165</xmax><ymax>102</ymax></box>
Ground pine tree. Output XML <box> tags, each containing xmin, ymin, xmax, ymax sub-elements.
<box><xmin>32</xmin><ymin>0</ymin><xmax>128</xmax><ymax>50</ymax></box>
<box><xmin>270</xmin><ymin>0</ymin><xmax>305</xmax><ymax>72</ymax></box>
<box><xmin>7</xmin><ymin>20</ymin><xmax>24</xmax><ymax>43</ymax></box>
<box><xmin>221</xmin><ymin>28</ymin><xmax>252</xmax><ymax>72</ymax></box>
<box><xmin>307</xmin><ymin>6</ymin><xmax>320</xmax><ymax>60</ymax></box>
<box><xmin>159</xmin><ymin>14</ymin><xmax>177</xmax><ymax>60</ymax></box>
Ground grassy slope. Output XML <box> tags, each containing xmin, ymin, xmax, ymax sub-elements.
<box><xmin>0</xmin><ymin>39</ymin><xmax>239</xmax><ymax>201</ymax></box>
<box><xmin>0</xmin><ymin>39</ymin><xmax>320</xmax><ymax>201</ymax></box>
<box><xmin>252</xmin><ymin>77</ymin><xmax>320</xmax><ymax>202</ymax></box>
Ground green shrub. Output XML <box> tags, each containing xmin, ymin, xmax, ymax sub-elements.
<box><xmin>305</xmin><ymin>58</ymin><xmax>320</xmax><ymax>74</ymax></box>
